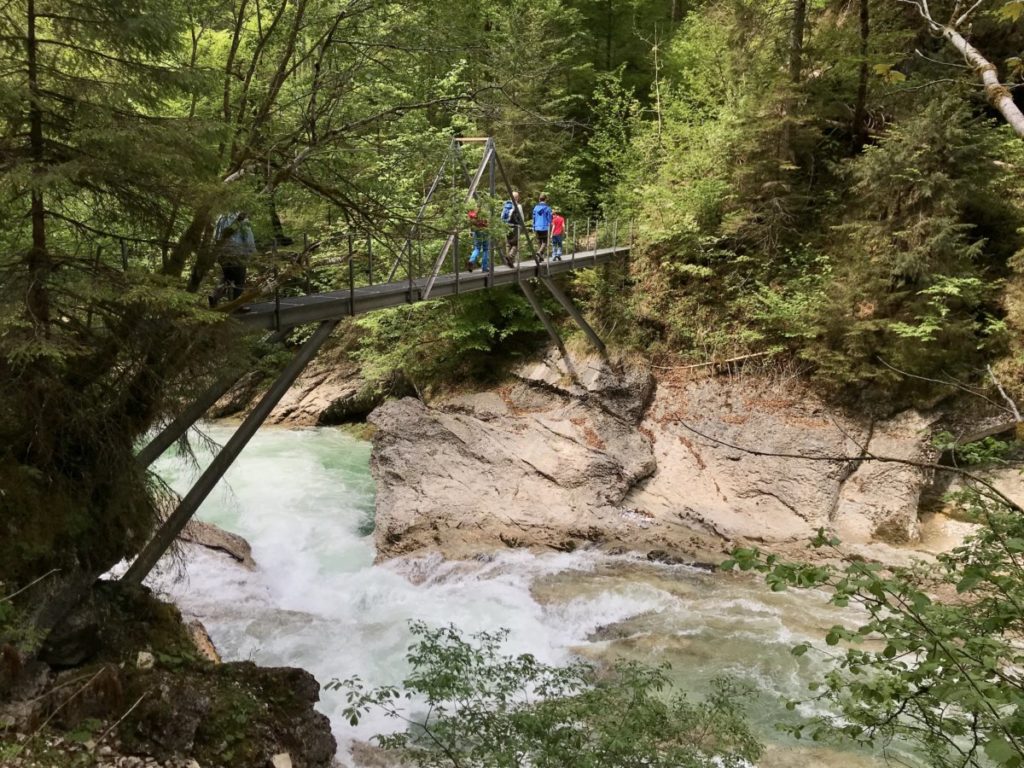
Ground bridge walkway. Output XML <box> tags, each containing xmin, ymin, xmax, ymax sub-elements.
<box><xmin>238</xmin><ymin>245</ymin><xmax>628</xmax><ymax>331</ymax></box>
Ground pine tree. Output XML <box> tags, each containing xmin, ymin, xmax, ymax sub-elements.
<box><xmin>0</xmin><ymin>0</ymin><xmax>230</xmax><ymax>599</ymax></box>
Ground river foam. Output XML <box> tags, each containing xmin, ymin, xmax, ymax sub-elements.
<box><xmin>148</xmin><ymin>425</ymin><xmax>892</xmax><ymax>766</ymax></box>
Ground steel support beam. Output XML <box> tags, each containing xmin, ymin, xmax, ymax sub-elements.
<box><xmin>519</xmin><ymin>280</ymin><xmax>565</xmax><ymax>356</ymax></box>
<box><xmin>538</xmin><ymin>276</ymin><xmax>607</xmax><ymax>359</ymax></box>
<box><xmin>135</xmin><ymin>330</ymin><xmax>289</xmax><ymax>469</ymax></box>
<box><xmin>121</xmin><ymin>319</ymin><xmax>340</xmax><ymax>586</ymax></box>
<box><xmin>386</xmin><ymin>141</ymin><xmax>454</xmax><ymax>282</ymax></box>
<box><xmin>136</xmin><ymin>374</ymin><xmax>241</xmax><ymax>469</ymax></box>
<box><xmin>422</xmin><ymin>143</ymin><xmax>493</xmax><ymax>300</ymax></box>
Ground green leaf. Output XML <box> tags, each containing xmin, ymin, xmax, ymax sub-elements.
<box><xmin>985</xmin><ymin>737</ymin><xmax>1020</xmax><ymax>765</ymax></box>
<box><xmin>997</xmin><ymin>1</ymin><xmax>1024</xmax><ymax>22</ymax></box>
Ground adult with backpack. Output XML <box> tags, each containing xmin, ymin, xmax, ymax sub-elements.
<box><xmin>500</xmin><ymin>190</ymin><xmax>525</xmax><ymax>265</ymax></box>
<box><xmin>531</xmin><ymin>194</ymin><xmax>553</xmax><ymax>262</ymax></box>
<box><xmin>209</xmin><ymin>211</ymin><xmax>256</xmax><ymax>307</ymax></box>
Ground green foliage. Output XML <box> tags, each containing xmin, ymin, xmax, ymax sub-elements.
<box><xmin>932</xmin><ymin>431</ymin><xmax>1015</xmax><ymax>466</ymax></box>
<box><xmin>723</xmin><ymin>487</ymin><xmax>1024</xmax><ymax>767</ymax></box>
<box><xmin>353</xmin><ymin>292</ymin><xmax>542</xmax><ymax>392</ymax></box>
<box><xmin>332</xmin><ymin>621</ymin><xmax>762</xmax><ymax>768</ymax></box>
<box><xmin>583</xmin><ymin>0</ymin><xmax>1024</xmax><ymax>403</ymax></box>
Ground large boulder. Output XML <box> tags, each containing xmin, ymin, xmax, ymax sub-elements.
<box><xmin>121</xmin><ymin>663</ymin><xmax>336</xmax><ymax>768</ymax></box>
<box><xmin>180</xmin><ymin>519</ymin><xmax>256</xmax><ymax>569</ymax></box>
<box><xmin>370</xmin><ymin>355</ymin><xmax>659</xmax><ymax>559</ymax></box>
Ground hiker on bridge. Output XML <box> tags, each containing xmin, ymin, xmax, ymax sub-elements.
<box><xmin>209</xmin><ymin>211</ymin><xmax>256</xmax><ymax>307</ymax></box>
<box><xmin>532</xmin><ymin>194</ymin><xmax>553</xmax><ymax>261</ymax></box>
<box><xmin>551</xmin><ymin>210</ymin><xmax>565</xmax><ymax>261</ymax></box>
<box><xmin>467</xmin><ymin>207</ymin><xmax>489</xmax><ymax>272</ymax></box>
<box><xmin>501</xmin><ymin>190</ymin><xmax>525</xmax><ymax>264</ymax></box>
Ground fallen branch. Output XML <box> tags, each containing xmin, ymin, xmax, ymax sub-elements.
<box><xmin>987</xmin><ymin>364</ymin><xmax>1022</xmax><ymax>423</ymax></box>
<box><xmin>651</xmin><ymin>351</ymin><xmax>774</xmax><ymax>371</ymax></box>
<box><xmin>896</xmin><ymin>0</ymin><xmax>1024</xmax><ymax>137</ymax></box>
<box><xmin>1</xmin><ymin>569</ymin><xmax>60</xmax><ymax>603</ymax></box>
<box><xmin>94</xmin><ymin>691</ymin><xmax>148</xmax><ymax>750</ymax></box>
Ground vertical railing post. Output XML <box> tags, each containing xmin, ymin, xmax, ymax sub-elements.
<box><xmin>488</xmin><ymin>140</ymin><xmax>496</xmax><ymax>288</ymax></box>
<box><xmin>348</xmin><ymin>232</ymin><xmax>355</xmax><ymax>316</ymax></box>
<box><xmin>571</xmin><ymin>220</ymin><xmax>577</xmax><ymax>269</ymax></box>
<box><xmin>454</xmin><ymin>232</ymin><xmax>460</xmax><ymax>295</ymax></box>
<box><xmin>303</xmin><ymin>233</ymin><xmax>312</xmax><ymax>294</ymax></box>
<box><xmin>585</xmin><ymin>218</ymin><xmax>591</xmax><ymax>259</ymax></box>
<box><xmin>407</xmin><ymin>238</ymin><xmax>414</xmax><ymax>302</ymax></box>
<box><xmin>367</xmin><ymin>233</ymin><xmax>374</xmax><ymax>284</ymax></box>
<box><xmin>273</xmin><ymin>265</ymin><xmax>281</xmax><ymax>331</ymax></box>
<box><xmin>593</xmin><ymin>220</ymin><xmax>600</xmax><ymax>255</ymax></box>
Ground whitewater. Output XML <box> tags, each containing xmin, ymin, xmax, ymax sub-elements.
<box><xmin>148</xmin><ymin>425</ymin><xmax>895</xmax><ymax>767</ymax></box>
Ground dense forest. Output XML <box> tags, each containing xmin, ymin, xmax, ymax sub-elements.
<box><xmin>3</xmin><ymin>0</ymin><xmax>1024</xmax><ymax>765</ymax></box>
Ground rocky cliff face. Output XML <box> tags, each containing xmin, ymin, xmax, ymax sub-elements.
<box><xmin>369</xmin><ymin>353</ymin><xmax>945</xmax><ymax>563</ymax></box>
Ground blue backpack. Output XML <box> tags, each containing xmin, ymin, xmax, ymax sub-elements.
<box><xmin>501</xmin><ymin>200</ymin><xmax>515</xmax><ymax>223</ymax></box>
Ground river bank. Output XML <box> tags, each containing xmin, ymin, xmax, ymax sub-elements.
<box><xmin>11</xmin><ymin>346</ymin><xmax>994</xmax><ymax>768</ymax></box>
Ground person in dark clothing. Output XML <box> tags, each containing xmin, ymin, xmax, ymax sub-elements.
<box><xmin>501</xmin><ymin>190</ymin><xmax>525</xmax><ymax>265</ymax></box>
<box><xmin>209</xmin><ymin>211</ymin><xmax>256</xmax><ymax>307</ymax></box>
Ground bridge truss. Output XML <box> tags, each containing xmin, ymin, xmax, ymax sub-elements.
<box><xmin>121</xmin><ymin>138</ymin><xmax>631</xmax><ymax>585</ymax></box>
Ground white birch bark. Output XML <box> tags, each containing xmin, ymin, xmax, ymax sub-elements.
<box><xmin>901</xmin><ymin>0</ymin><xmax>1024</xmax><ymax>138</ymax></box>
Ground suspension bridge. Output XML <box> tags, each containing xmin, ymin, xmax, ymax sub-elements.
<box><xmin>121</xmin><ymin>137</ymin><xmax>632</xmax><ymax>586</ymax></box>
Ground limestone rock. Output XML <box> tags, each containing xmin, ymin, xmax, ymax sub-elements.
<box><xmin>513</xmin><ymin>351</ymin><xmax>654</xmax><ymax>424</ymax></box>
<box><xmin>270</xmin><ymin>754</ymin><xmax>293</xmax><ymax>768</ymax></box>
<box><xmin>832</xmin><ymin>410</ymin><xmax>941</xmax><ymax>545</ymax></box>
<box><xmin>371</xmin><ymin>361</ymin><xmax>945</xmax><ymax>563</ymax></box>
<box><xmin>179</xmin><ymin>519</ymin><xmax>255</xmax><ymax>569</ymax></box>
<box><xmin>266</xmin><ymin>358</ymin><xmax>372</xmax><ymax>426</ymax></box>
<box><xmin>136</xmin><ymin>651</ymin><xmax>155</xmax><ymax>670</ymax></box>
<box><xmin>211</xmin><ymin>344</ymin><xmax>381</xmax><ymax>426</ymax></box>
<box><xmin>187</xmin><ymin>620</ymin><xmax>221</xmax><ymax>664</ymax></box>
<box><xmin>370</xmin><ymin>375</ymin><xmax>658</xmax><ymax>558</ymax></box>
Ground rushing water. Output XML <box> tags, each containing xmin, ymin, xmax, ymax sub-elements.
<box><xmin>149</xmin><ymin>425</ymin><xmax>902</xmax><ymax>767</ymax></box>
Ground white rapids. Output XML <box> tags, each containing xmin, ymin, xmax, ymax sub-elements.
<box><xmin>148</xmin><ymin>425</ymin><xmax>901</xmax><ymax>767</ymax></box>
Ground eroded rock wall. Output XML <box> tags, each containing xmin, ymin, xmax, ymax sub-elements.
<box><xmin>370</xmin><ymin>353</ymin><xmax>943</xmax><ymax>562</ymax></box>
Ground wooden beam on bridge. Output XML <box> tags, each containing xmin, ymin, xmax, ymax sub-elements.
<box><xmin>121</xmin><ymin>319</ymin><xmax>340</xmax><ymax>587</ymax></box>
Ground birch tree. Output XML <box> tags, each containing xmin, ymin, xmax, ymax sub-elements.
<box><xmin>898</xmin><ymin>0</ymin><xmax>1024</xmax><ymax>137</ymax></box>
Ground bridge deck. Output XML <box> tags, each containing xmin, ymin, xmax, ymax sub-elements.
<box><xmin>237</xmin><ymin>245</ymin><xmax>629</xmax><ymax>331</ymax></box>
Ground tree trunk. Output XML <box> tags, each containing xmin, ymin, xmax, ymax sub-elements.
<box><xmin>605</xmin><ymin>0</ymin><xmax>613</xmax><ymax>70</ymax></box>
<box><xmin>789</xmin><ymin>0</ymin><xmax>807</xmax><ymax>84</ymax></box>
<box><xmin>25</xmin><ymin>0</ymin><xmax>50</xmax><ymax>328</ymax></box>
<box><xmin>780</xmin><ymin>0</ymin><xmax>807</xmax><ymax>162</ymax></box>
<box><xmin>162</xmin><ymin>207</ymin><xmax>212</xmax><ymax>280</ymax></box>
<box><xmin>852</xmin><ymin>0</ymin><xmax>870</xmax><ymax>149</ymax></box>
<box><xmin>942</xmin><ymin>25</ymin><xmax>1024</xmax><ymax>139</ymax></box>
